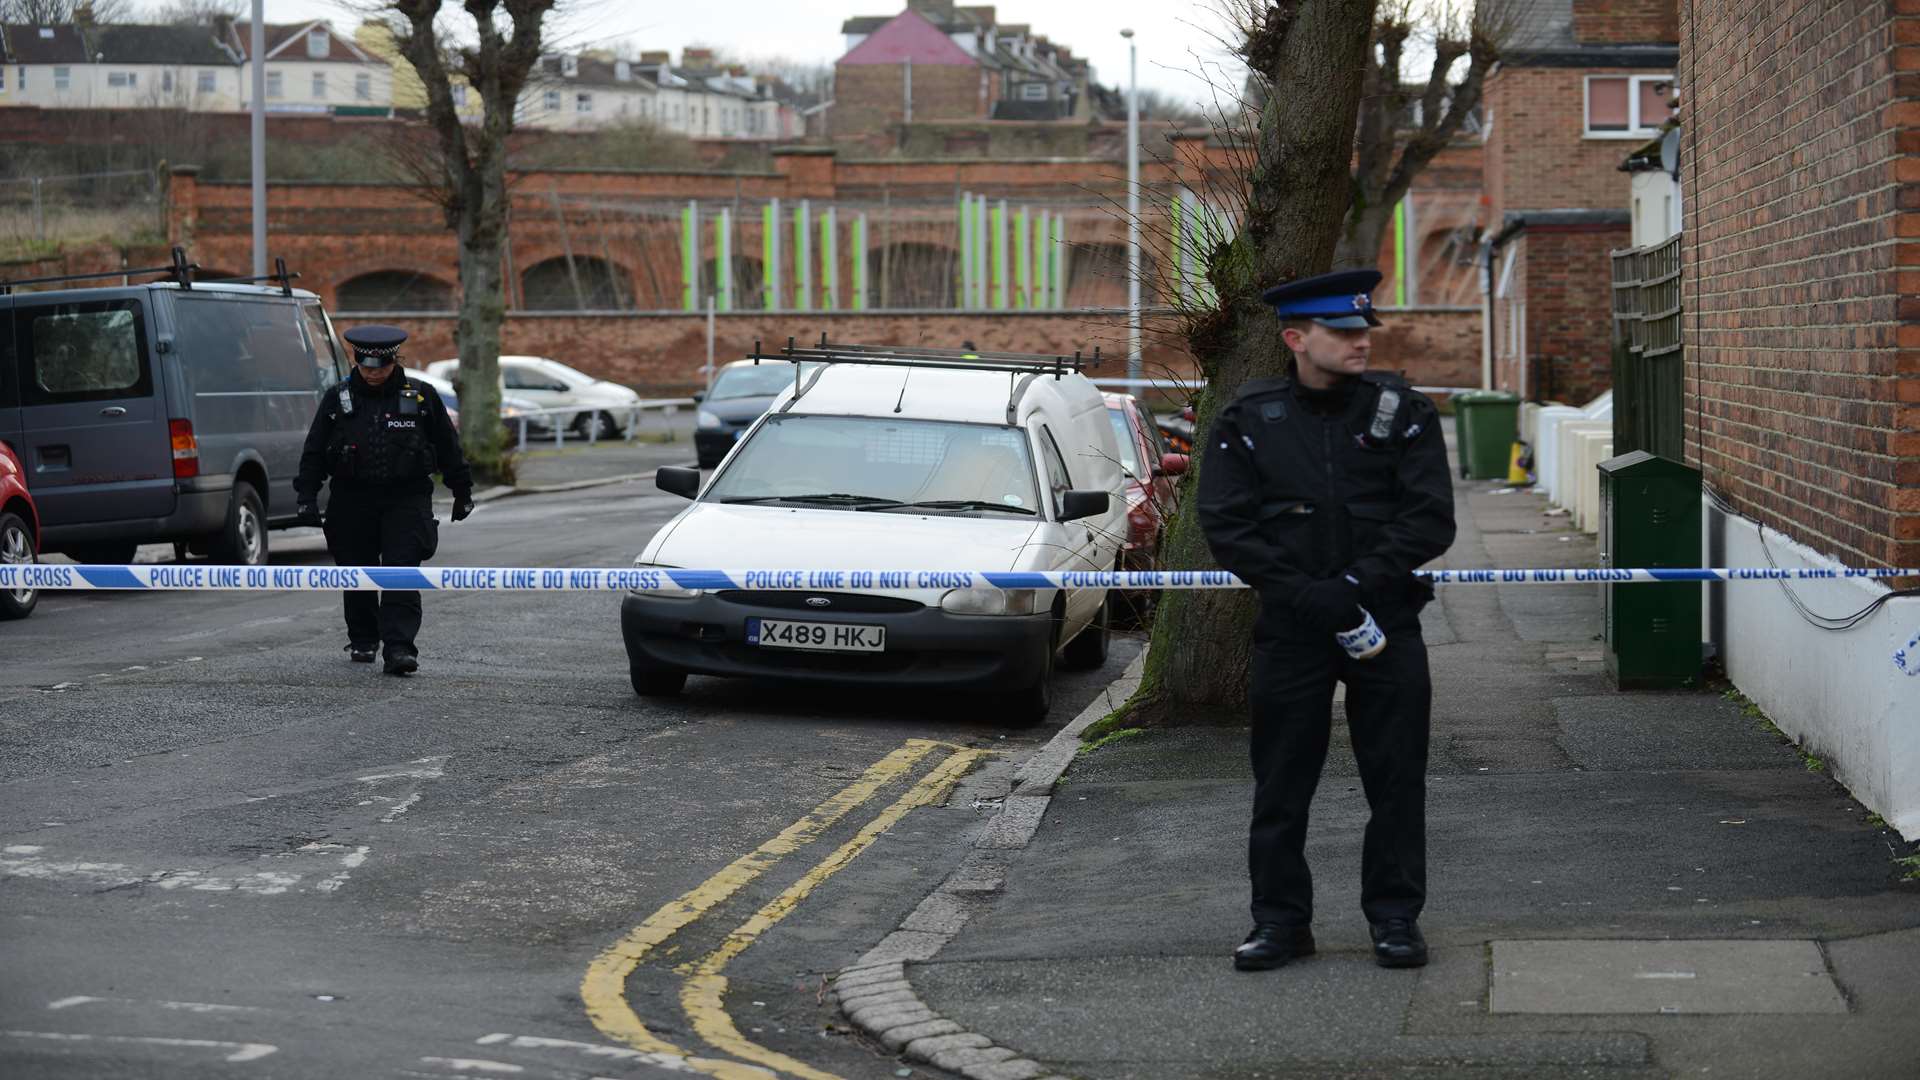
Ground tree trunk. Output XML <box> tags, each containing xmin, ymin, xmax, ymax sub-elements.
<box><xmin>1117</xmin><ymin>0</ymin><xmax>1381</xmax><ymax>729</ymax></box>
<box><xmin>455</xmin><ymin>167</ymin><xmax>509</xmax><ymax>483</ymax></box>
<box><xmin>1333</xmin><ymin>200</ymin><xmax>1396</xmax><ymax>272</ymax></box>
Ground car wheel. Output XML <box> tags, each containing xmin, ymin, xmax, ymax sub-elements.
<box><xmin>597</xmin><ymin>410</ymin><xmax>625</xmax><ymax>439</ymax></box>
<box><xmin>1059</xmin><ymin>590</ymin><xmax>1112</xmax><ymax>670</ymax></box>
<box><xmin>65</xmin><ymin>540</ymin><xmax>138</xmax><ymax>565</ymax></box>
<box><xmin>0</xmin><ymin>511</ymin><xmax>38</xmax><ymax>620</ymax></box>
<box><xmin>995</xmin><ymin>625</ymin><xmax>1057</xmax><ymax>727</ymax></box>
<box><xmin>630</xmin><ymin>658</ymin><xmax>688</xmax><ymax>696</ymax></box>
<box><xmin>209</xmin><ymin>481</ymin><xmax>268</xmax><ymax>566</ymax></box>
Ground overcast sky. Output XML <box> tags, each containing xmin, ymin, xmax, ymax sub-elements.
<box><xmin>267</xmin><ymin>0</ymin><xmax>1248</xmax><ymax>109</ymax></box>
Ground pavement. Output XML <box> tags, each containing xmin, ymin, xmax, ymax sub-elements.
<box><xmin>500</xmin><ymin>408</ymin><xmax>699</xmax><ymax>495</ymax></box>
<box><xmin>830</xmin><ymin>443</ymin><xmax>1920</xmax><ymax>1079</ymax></box>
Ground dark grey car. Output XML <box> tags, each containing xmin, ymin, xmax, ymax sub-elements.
<box><xmin>0</xmin><ymin>279</ymin><xmax>351</xmax><ymax>565</ymax></box>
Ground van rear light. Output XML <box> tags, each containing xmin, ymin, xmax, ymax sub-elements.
<box><xmin>169</xmin><ymin>419</ymin><xmax>200</xmax><ymax>479</ymax></box>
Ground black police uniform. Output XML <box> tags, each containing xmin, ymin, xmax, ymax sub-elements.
<box><xmin>295</xmin><ymin>326</ymin><xmax>472</xmax><ymax>674</ymax></box>
<box><xmin>1196</xmin><ymin>270</ymin><xmax>1456</xmax><ymax>968</ymax></box>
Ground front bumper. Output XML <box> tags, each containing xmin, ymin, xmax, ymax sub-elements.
<box><xmin>693</xmin><ymin>426</ymin><xmax>746</xmax><ymax>463</ymax></box>
<box><xmin>621</xmin><ymin>590</ymin><xmax>1052</xmax><ymax>690</ymax></box>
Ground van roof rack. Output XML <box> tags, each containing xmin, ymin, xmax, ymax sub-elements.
<box><xmin>757</xmin><ymin>334</ymin><xmax>1103</xmax><ymax>413</ymax></box>
<box><xmin>0</xmin><ymin>247</ymin><xmax>299</xmax><ymax>297</ymax></box>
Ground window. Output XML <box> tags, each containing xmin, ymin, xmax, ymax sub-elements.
<box><xmin>173</xmin><ymin>296</ymin><xmax>313</xmax><ymax>396</ymax></box>
<box><xmin>544</xmin><ymin>89</ymin><xmax>560</xmax><ymax>111</ymax></box>
<box><xmin>54</xmin><ymin>66</ymin><xmax>70</xmax><ymax>91</ymax></box>
<box><xmin>1019</xmin><ymin>82</ymin><xmax>1047</xmax><ymax>101</ymax></box>
<box><xmin>1036</xmin><ymin>426</ymin><xmax>1074</xmax><ymax>517</ymax></box>
<box><xmin>301</xmin><ymin>303</ymin><xmax>348</xmax><ymax>383</ymax></box>
<box><xmin>312</xmin><ymin>72</ymin><xmax>326</xmax><ymax>99</ymax></box>
<box><xmin>355</xmin><ymin>72</ymin><xmax>371</xmax><ymax>100</ymax></box>
<box><xmin>162</xmin><ymin>70</ymin><xmax>173</xmax><ymax>93</ymax></box>
<box><xmin>306</xmin><ymin>28</ymin><xmax>329</xmax><ymax>59</ymax></box>
<box><xmin>197</xmin><ymin>69</ymin><xmax>215</xmax><ymax>94</ymax></box>
<box><xmin>1585</xmin><ymin>74</ymin><xmax>1674</xmax><ymax>137</ymax></box>
<box><xmin>452</xmin><ymin>84</ymin><xmax>467</xmax><ymax>107</ymax></box>
<box><xmin>19</xmin><ymin>300</ymin><xmax>151</xmax><ymax>404</ymax></box>
<box><xmin>108</xmin><ymin>71</ymin><xmax>136</xmax><ymax>88</ymax></box>
<box><xmin>702</xmin><ymin>415</ymin><xmax>1042</xmax><ymax>513</ymax></box>
<box><xmin>615</xmin><ymin>59</ymin><xmax>631</xmax><ymax>82</ymax></box>
<box><xmin>576</xmin><ymin>91</ymin><xmax>592</xmax><ymax>113</ymax></box>
<box><xmin>561</xmin><ymin>55</ymin><xmax>578</xmax><ymax>77</ymax></box>
<box><xmin>1106</xmin><ymin>408</ymin><xmax>1140</xmax><ymax>476</ymax></box>
<box><xmin>266</xmin><ymin>70</ymin><xmax>283</xmax><ymax>98</ymax></box>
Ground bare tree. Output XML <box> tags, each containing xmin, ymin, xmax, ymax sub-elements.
<box><xmin>143</xmin><ymin>0</ymin><xmax>243</xmax><ymax>25</ymax></box>
<box><xmin>1334</xmin><ymin>0</ymin><xmax>1509</xmax><ymax>269</ymax></box>
<box><xmin>381</xmin><ymin>0</ymin><xmax>559</xmax><ymax>482</ymax></box>
<box><xmin>1098</xmin><ymin>0</ymin><xmax>1382</xmax><ymax>728</ymax></box>
<box><xmin>0</xmin><ymin>0</ymin><xmax>134</xmax><ymax>21</ymax></box>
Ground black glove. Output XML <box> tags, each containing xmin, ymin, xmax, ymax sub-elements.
<box><xmin>451</xmin><ymin>494</ymin><xmax>475</xmax><ymax>522</ymax></box>
<box><xmin>295</xmin><ymin>499</ymin><xmax>321</xmax><ymax>525</ymax></box>
<box><xmin>1292</xmin><ymin>575</ymin><xmax>1364</xmax><ymax>635</ymax></box>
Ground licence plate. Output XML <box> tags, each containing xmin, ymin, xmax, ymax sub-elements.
<box><xmin>746</xmin><ymin>618</ymin><xmax>886</xmax><ymax>653</ymax></box>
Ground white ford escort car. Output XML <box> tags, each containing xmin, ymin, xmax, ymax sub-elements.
<box><xmin>621</xmin><ymin>346</ymin><xmax>1128</xmax><ymax>723</ymax></box>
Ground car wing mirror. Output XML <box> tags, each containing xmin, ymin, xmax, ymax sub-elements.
<box><xmin>1058</xmin><ymin>489</ymin><xmax>1109</xmax><ymax>522</ymax></box>
<box><xmin>1156</xmin><ymin>453</ymin><xmax>1190</xmax><ymax>477</ymax></box>
<box><xmin>656</xmin><ymin>466</ymin><xmax>701</xmax><ymax>499</ymax></box>
<box><xmin>692</xmin><ymin>391</ymin><xmax>705</xmax><ymax>403</ymax></box>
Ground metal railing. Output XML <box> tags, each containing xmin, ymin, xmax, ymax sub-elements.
<box><xmin>506</xmin><ymin>398</ymin><xmax>694</xmax><ymax>454</ymax></box>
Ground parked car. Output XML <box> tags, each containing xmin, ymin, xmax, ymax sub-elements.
<box><xmin>409</xmin><ymin>370</ymin><xmax>553</xmax><ymax>439</ymax></box>
<box><xmin>1</xmin><ymin>441</ymin><xmax>41</xmax><ymax>619</ymax></box>
<box><xmin>1104</xmin><ymin>391</ymin><xmax>1189</xmax><ymax>579</ymax></box>
<box><xmin>1156</xmin><ymin>403</ymin><xmax>1196</xmax><ymax>455</ymax></box>
<box><xmin>0</xmin><ymin>273</ymin><xmax>352</xmax><ymax>566</ymax></box>
<box><xmin>694</xmin><ymin>359</ymin><xmax>820</xmax><ymax>468</ymax></box>
<box><xmin>424</xmin><ymin>355</ymin><xmax>640</xmax><ymax>438</ymax></box>
<box><xmin>624</xmin><ymin>355</ymin><xmax>1128</xmax><ymax>724</ymax></box>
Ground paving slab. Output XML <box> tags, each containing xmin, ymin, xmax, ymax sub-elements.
<box><xmin>1489</xmin><ymin>939</ymin><xmax>1846</xmax><ymax>1014</ymax></box>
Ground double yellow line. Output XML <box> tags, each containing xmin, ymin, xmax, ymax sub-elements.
<box><xmin>581</xmin><ymin>738</ymin><xmax>983</xmax><ymax>1080</ymax></box>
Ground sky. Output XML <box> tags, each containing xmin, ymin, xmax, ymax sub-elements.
<box><xmin>264</xmin><ymin>0</ymin><xmax>1249</xmax><ymax>110</ymax></box>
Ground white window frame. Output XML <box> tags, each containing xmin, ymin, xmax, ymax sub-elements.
<box><xmin>312</xmin><ymin>71</ymin><xmax>327</xmax><ymax>99</ymax></box>
<box><xmin>54</xmin><ymin>66</ymin><xmax>71</xmax><ymax>92</ymax></box>
<box><xmin>108</xmin><ymin>71</ymin><xmax>135</xmax><ymax>88</ymax></box>
<box><xmin>1583</xmin><ymin>73</ymin><xmax>1673</xmax><ymax>139</ymax></box>
<box><xmin>266</xmin><ymin>70</ymin><xmax>283</xmax><ymax>98</ymax></box>
<box><xmin>355</xmin><ymin>72</ymin><xmax>371</xmax><ymax>100</ymax></box>
<box><xmin>1019</xmin><ymin>81</ymin><xmax>1047</xmax><ymax>101</ymax></box>
<box><xmin>544</xmin><ymin>89</ymin><xmax>561</xmax><ymax>111</ymax></box>
<box><xmin>197</xmin><ymin>69</ymin><xmax>216</xmax><ymax>94</ymax></box>
<box><xmin>307</xmin><ymin>28</ymin><xmax>329</xmax><ymax>59</ymax></box>
<box><xmin>161</xmin><ymin>69</ymin><xmax>173</xmax><ymax>93</ymax></box>
<box><xmin>576</xmin><ymin>91</ymin><xmax>592</xmax><ymax>113</ymax></box>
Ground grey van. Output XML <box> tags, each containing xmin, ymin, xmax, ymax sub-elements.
<box><xmin>0</xmin><ymin>261</ymin><xmax>351</xmax><ymax>566</ymax></box>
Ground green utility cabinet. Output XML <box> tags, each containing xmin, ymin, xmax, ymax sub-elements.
<box><xmin>1452</xmin><ymin>390</ymin><xmax>1521</xmax><ymax>480</ymax></box>
<box><xmin>1598</xmin><ymin>450</ymin><xmax>1702</xmax><ymax>689</ymax></box>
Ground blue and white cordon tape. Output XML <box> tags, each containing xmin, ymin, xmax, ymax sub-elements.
<box><xmin>4</xmin><ymin>564</ymin><xmax>1919</xmax><ymax>594</ymax></box>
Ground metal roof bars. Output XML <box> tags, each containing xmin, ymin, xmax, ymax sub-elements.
<box><xmin>200</xmin><ymin>256</ymin><xmax>300</xmax><ymax>297</ymax></box>
<box><xmin>0</xmin><ymin>247</ymin><xmax>298</xmax><ymax>296</ymax></box>
<box><xmin>754</xmin><ymin>334</ymin><xmax>1103</xmax><ymax>414</ymax></box>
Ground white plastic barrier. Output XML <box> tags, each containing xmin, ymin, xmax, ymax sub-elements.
<box><xmin>1576</xmin><ymin>433</ymin><xmax>1614</xmax><ymax>534</ymax></box>
<box><xmin>1533</xmin><ymin>406</ymin><xmax>1583</xmax><ymax>501</ymax></box>
<box><xmin>1555</xmin><ymin>420</ymin><xmax>1612</xmax><ymax>509</ymax></box>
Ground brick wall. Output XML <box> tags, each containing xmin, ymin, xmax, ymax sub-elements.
<box><xmin>1572</xmin><ymin>0</ymin><xmax>1679</xmax><ymax>45</ymax></box>
<box><xmin>1521</xmin><ymin>223</ymin><xmax>1629</xmax><ymax>404</ymax></box>
<box><xmin>1683</xmin><ymin>0</ymin><xmax>1920</xmax><ymax>569</ymax></box>
<box><xmin>1483</xmin><ymin>64</ymin><xmax>1670</xmax><ymax>215</ymax></box>
<box><xmin>830</xmin><ymin>62</ymin><xmax>982</xmax><ymax>153</ymax></box>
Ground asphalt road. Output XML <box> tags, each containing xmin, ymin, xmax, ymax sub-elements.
<box><xmin>0</xmin><ymin>478</ymin><xmax>1141</xmax><ymax>1080</ymax></box>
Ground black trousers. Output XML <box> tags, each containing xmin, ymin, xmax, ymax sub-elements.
<box><xmin>322</xmin><ymin>489</ymin><xmax>437</xmax><ymax>652</ymax></box>
<box><xmin>1247</xmin><ymin>620</ymin><xmax>1430</xmax><ymax>928</ymax></box>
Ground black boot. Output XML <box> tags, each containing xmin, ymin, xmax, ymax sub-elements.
<box><xmin>1233</xmin><ymin>923</ymin><xmax>1316</xmax><ymax>971</ymax></box>
<box><xmin>346</xmin><ymin>642</ymin><xmax>377</xmax><ymax>664</ymax></box>
<box><xmin>383</xmin><ymin>646</ymin><xmax>418</xmax><ymax>676</ymax></box>
<box><xmin>1370</xmin><ymin>918</ymin><xmax>1428</xmax><ymax>968</ymax></box>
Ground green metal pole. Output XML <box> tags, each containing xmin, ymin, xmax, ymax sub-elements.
<box><xmin>853</xmin><ymin>214</ymin><xmax>868</xmax><ymax>312</ymax></box>
<box><xmin>990</xmin><ymin>201</ymin><xmax>1005</xmax><ymax>310</ymax></box>
<box><xmin>762</xmin><ymin>201</ymin><xmax>777</xmax><ymax>311</ymax></box>
<box><xmin>681</xmin><ymin>201</ymin><xmax>698</xmax><ymax>311</ymax></box>
<box><xmin>958</xmin><ymin>194</ymin><xmax>972</xmax><ymax>308</ymax></box>
<box><xmin>1394</xmin><ymin>199</ymin><xmax>1408</xmax><ymax>307</ymax></box>
<box><xmin>1015</xmin><ymin>207</ymin><xmax>1030</xmax><ymax>309</ymax></box>
<box><xmin>715</xmin><ymin>208</ymin><xmax>731</xmax><ymax>312</ymax></box>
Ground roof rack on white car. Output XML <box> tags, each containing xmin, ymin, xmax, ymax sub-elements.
<box><xmin>753</xmin><ymin>334</ymin><xmax>1103</xmax><ymax>417</ymax></box>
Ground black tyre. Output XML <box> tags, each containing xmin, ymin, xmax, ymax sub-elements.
<box><xmin>1059</xmin><ymin>590</ymin><xmax>1111</xmax><ymax>670</ymax></box>
<box><xmin>65</xmin><ymin>540</ymin><xmax>138</xmax><ymax>565</ymax></box>
<box><xmin>597</xmin><ymin>410</ymin><xmax>625</xmax><ymax>439</ymax></box>
<box><xmin>630</xmin><ymin>658</ymin><xmax>688</xmax><ymax>696</ymax></box>
<box><xmin>209</xmin><ymin>481</ymin><xmax>268</xmax><ymax>566</ymax></box>
<box><xmin>996</xmin><ymin>629</ymin><xmax>1057</xmax><ymax>727</ymax></box>
<box><xmin>0</xmin><ymin>511</ymin><xmax>38</xmax><ymax>620</ymax></box>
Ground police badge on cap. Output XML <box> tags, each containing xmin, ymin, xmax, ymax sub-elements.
<box><xmin>1260</xmin><ymin>270</ymin><xmax>1384</xmax><ymax>329</ymax></box>
<box><xmin>342</xmin><ymin>324</ymin><xmax>408</xmax><ymax>367</ymax></box>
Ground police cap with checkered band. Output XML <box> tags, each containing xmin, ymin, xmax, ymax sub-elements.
<box><xmin>341</xmin><ymin>324</ymin><xmax>408</xmax><ymax>366</ymax></box>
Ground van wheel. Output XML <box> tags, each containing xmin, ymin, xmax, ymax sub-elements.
<box><xmin>0</xmin><ymin>511</ymin><xmax>38</xmax><ymax>620</ymax></box>
<box><xmin>1059</xmin><ymin>590</ymin><xmax>1111</xmax><ymax>670</ymax></box>
<box><xmin>630</xmin><ymin>658</ymin><xmax>688</xmax><ymax>696</ymax></box>
<box><xmin>65</xmin><ymin>540</ymin><xmax>138</xmax><ymax>565</ymax></box>
<box><xmin>210</xmin><ymin>482</ymin><xmax>268</xmax><ymax>566</ymax></box>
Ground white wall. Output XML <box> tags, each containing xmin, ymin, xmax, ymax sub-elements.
<box><xmin>1</xmin><ymin>59</ymin><xmax>390</xmax><ymax>112</ymax></box>
<box><xmin>1630</xmin><ymin>170</ymin><xmax>1682</xmax><ymax>247</ymax></box>
<box><xmin>1707</xmin><ymin>500</ymin><xmax>1920</xmax><ymax>839</ymax></box>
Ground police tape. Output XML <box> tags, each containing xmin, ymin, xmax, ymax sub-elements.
<box><xmin>4</xmin><ymin>564</ymin><xmax>1920</xmax><ymax>593</ymax></box>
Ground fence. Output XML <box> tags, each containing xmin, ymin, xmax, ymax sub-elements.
<box><xmin>1608</xmin><ymin>233</ymin><xmax>1684</xmax><ymax>460</ymax></box>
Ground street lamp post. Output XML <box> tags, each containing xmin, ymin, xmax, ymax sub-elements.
<box><xmin>1121</xmin><ymin>29</ymin><xmax>1141</xmax><ymax>385</ymax></box>
<box><xmin>249</xmin><ymin>0</ymin><xmax>266</xmax><ymax>278</ymax></box>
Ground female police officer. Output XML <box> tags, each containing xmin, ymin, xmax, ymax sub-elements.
<box><xmin>295</xmin><ymin>325</ymin><xmax>473</xmax><ymax>676</ymax></box>
<box><xmin>1197</xmin><ymin>270</ymin><xmax>1456</xmax><ymax>972</ymax></box>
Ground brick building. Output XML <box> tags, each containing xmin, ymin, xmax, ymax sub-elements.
<box><xmin>1481</xmin><ymin>0</ymin><xmax>1677</xmax><ymax>403</ymax></box>
<box><xmin>1681</xmin><ymin>0</ymin><xmax>1920</xmax><ymax>835</ymax></box>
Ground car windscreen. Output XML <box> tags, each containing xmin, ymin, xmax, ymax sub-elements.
<box><xmin>709</xmin><ymin>363</ymin><xmax>813</xmax><ymax>400</ymax></box>
<box><xmin>706</xmin><ymin>415</ymin><xmax>1042</xmax><ymax>513</ymax></box>
<box><xmin>1106</xmin><ymin>407</ymin><xmax>1140</xmax><ymax>476</ymax></box>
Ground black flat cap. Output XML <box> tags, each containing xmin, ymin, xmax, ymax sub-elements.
<box><xmin>1261</xmin><ymin>269</ymin><xmax>1384</xmax><ymax>328</ymax></box>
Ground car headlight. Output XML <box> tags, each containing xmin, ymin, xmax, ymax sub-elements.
<box><xmin>630</xmin><ymin>561</ymin><xmax>699</xmax><ymax>598</ymax></box>
<box><xmin>697</xmin><ymin>409</ymin><xmax>722</xmax><ymax>429</ymax></box>
<box><xmin>941</xmin><ymin>587</ymin><xmax>1037</xmax><ymax>615</ymax></box>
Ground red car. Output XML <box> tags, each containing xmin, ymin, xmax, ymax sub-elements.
<box><xmin>1</xmin><ymin>441</ymin><xmax>42</xmax><ymax>620</ymax></box>
<box><xmin>1104</xmin><ymin>393</ymin><xmax>1189</xmax><ymax>584</ymax></box>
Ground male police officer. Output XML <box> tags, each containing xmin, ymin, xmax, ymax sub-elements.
<box><xmin>295</xmin><ymin>325</ymin><xmax>473</xmax><ymax>676</ymax></box>
<box><xmin>1197</xmin><ymin>269</ymin><xmax>1456</xmax><ymax>972</ymax></box>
